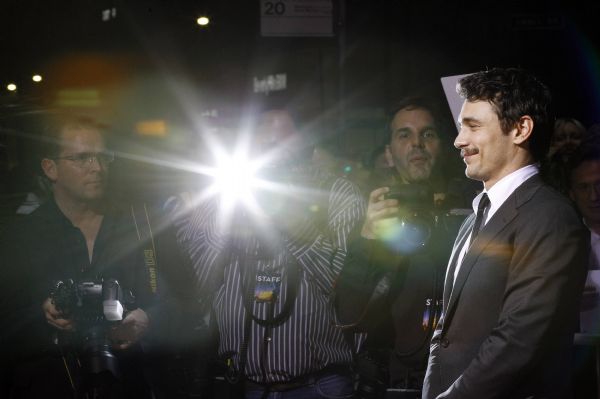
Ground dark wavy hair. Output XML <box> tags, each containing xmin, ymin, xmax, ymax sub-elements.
<box><xmin>387</xmin><ymin>95</ymin><xmax>458</xmax><ymax>155</ymax></box>
<box><xmin>457</xmin><ymin>67</ymin><xmax>553</xmax><ymax>161</ymax></box>
<box><xmin>388</xmin><ymin>96</ymin><xmax>444</xmax><ymax>136</ymax></box>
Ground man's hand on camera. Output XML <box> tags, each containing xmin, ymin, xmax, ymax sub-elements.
<box><xmin>263</xmin><ymin>180</ymin><xmax>312</xmax><ymax>236</ymax></box>
<box><xmin>109</xmin><ymin>308</ymin><xmax>149</xmax><ymax>350</ymax></box>
<box><xmin>42</xmin><ymin>297</ymin><xmax>75</xmax><ymax>331</ymax></box>
<box><xmin>361</xmin><ymin>187</ymin><xmax>399</xmax><ymax>239</ymax></box>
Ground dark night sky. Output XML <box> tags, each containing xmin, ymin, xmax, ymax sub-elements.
<box><xmin>1</xmin><ymin>1</ymin><xmax>599</xmax><ymax>117</ymax></box>
<box><xmin>1</xmin><ymin>0</ymin><xmax>599</xmax><ymax>181</ymax></box>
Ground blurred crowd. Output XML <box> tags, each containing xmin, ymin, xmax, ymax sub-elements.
<box><xmin>0</xmin><ymin>67</ymin><xmax>599</xmax><ymax>399</ymax></box>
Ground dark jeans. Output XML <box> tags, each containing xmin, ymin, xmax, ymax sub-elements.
<box><xmin>245</xmin><ymin>373</ymin><xmax>355</xmax><ymax>399</ymax></box>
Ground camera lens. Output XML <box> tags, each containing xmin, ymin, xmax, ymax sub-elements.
<box><xmin>82</xmin><ymin>325</ymin><xmax>121</xmax><ymax>377</ymax></box>
<box><xmin>380</xmin><ymin>212</ymin><xmax>432</xmax><ymax>254</ymax></box>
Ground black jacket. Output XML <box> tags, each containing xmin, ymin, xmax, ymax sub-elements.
<box><xmin>423</xmin><ymin>175</ymin><xmax>589</xmax><ymax>399</ymax></box>
<box><xmin>0</xmin><ymin>198</ymin><xmax>198</xmax><ymax>397</ymax></box>
<box><xmin>335</xmin><ymin>198</ymin><xmax>466</xmax><ymax>386</ymax></box>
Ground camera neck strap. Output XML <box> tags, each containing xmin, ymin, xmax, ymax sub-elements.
<box><xmin>235</xmin><ymin>243</ymin><xmax>300</xmax><ymax>327</ymax></box>
<box><xmin>223</xmin><ymin>242</ymin><xmax>301</xmax><ymax>385</ymax></box>
<box><xmin>130</xmin><ymin>203</ymin><xmax>158</xmax><ymax>294</ymax></box>
<box><xmin>226</xmin><ymin>172</ymin><xmax>335</xmax><ymax>382</ymax></box>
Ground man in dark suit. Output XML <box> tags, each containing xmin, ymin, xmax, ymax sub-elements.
<box><xmin>422</xmin><ymin>67</ymin><xmax>589</xmax><ymax>399</ymax></box>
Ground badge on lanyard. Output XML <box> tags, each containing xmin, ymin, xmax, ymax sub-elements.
<box><xmin>422</xmin><ymin>298</ymin><xmax>432</xmax><ymax>331</ymax></box>
<box><xmin>254</xmin><ymin>272</ymin><xmax>282</xmax><ymax>303</ymax></box>
<box><xmin>422</xmin><ymin>298</ymin><xmax>441</xmax><ymax>331</ymax></box>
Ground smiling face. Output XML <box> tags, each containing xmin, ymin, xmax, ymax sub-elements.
<box><xmin>42</xmin><ymin>127</ymin><xmax>109</xmax><ymax>204</ymax></box>
<box><xmin>454</xmin><ymin>100</ymin><xmax>525</xmax><ymax>189</ymax></box>
<box><xmin>570</xmin><ymin>159</ymin><xmax>600</xmax><ymax>230</ymax></box>
<box><xmin>386</xmin><ymin>107</ymin><xmax>441</xmax><ymax>183</ymax></box>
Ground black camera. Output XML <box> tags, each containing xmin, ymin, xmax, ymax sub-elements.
<box><xmin>386</xmin><ymin>183</ymin><xmax>432</xmax><ymax>208</ymax></box>
<box><xmin>51</xmin><ymin>278</ymin><xmax>135</xmax><ymax>379</ymax></box>
<box><xmin>383</xmin><ymin>183</ymin><xmax>436</xmax><ymax>254</ymax></box>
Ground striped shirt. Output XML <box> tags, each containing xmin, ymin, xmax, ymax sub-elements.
<box><xmin>172</xmin><ymin>166</ymin><xmax>366</xmax><ymax>383</ymax></box>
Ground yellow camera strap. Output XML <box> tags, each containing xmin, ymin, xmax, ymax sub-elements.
<box><xmin>130</xmin><ymin>203</ymin><xmax>158</xmax><ymax>294</ymax></box>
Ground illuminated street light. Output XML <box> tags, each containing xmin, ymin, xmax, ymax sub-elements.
<box><xmin>7</xmin><ymin>83</ymin><xmax>17</xmax><ymax>91</ymax></box>
<box><xmin>196</xmin><ymin>16</ymin><xmax>210</xmax><ymax>26</ymax></box>
<box><xmin>32</xmin><ymin>74</ymin><xmax>43</xmax><ymax>82</ymax></box>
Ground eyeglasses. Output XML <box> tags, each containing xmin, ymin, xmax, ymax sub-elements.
<box><xmin>53</xmin><ymin>151</ymin><xmax>115</xmax><ymax>168</ymax></box>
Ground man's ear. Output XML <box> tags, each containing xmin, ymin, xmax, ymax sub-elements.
<box><xmin>41</xmin><ymin>158</ymin><xmax>57</xmax><ymax>182</ymax></box>
<box><xmin>512</xmin><ymin>115</ymin><xmax>534</xmax><ymax>145</ymax></box>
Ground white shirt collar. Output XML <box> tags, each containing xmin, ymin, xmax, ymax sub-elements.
<box><xmin>454</xmin><ymin>164</ymin><xmax>540</xmax><ymax>284</ymax></box>
<box><xmin>472</xmin><ymin>164</ymin><xmax>539</xmax><ymax>224</ymax></box>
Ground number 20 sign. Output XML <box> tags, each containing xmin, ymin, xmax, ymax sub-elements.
<box><xmin>260</xmin><ymin>0</ymin><xmax>333</xmax><ymax>37</ymax></box>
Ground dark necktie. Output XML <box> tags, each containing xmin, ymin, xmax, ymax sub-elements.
<box><xmin>470</xmin><ymin>193</ymin><xmax>490</xmax><ymax>245</ymax></box>
<box><xmin>443</xmin><ymin>193</ymin><xmax>491</xmax><ymax>304</ymax></box>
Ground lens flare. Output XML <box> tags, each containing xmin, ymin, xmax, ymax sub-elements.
<box><xmin>378</xmin><ymin>217</ymin><xmax>431</xmax><ymax>254</ymax></box>
<box><xmin>211</xmin><ymin>151</ymin><xmax>261</xmax><ymax>210</ymax></box>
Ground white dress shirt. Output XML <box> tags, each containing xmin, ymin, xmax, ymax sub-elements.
<box><xmin>452</xmin><ymin>164</ymin><xmax>540</xmax><ymax>284</ymax></box>
<box><xmin>590</xmin><ymin>230</ymin><xmax>600</xmax><ymax>270</ymax></box>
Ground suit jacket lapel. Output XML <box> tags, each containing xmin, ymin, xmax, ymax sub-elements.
<box><xmin>443</xmin><ymin>218</ymin><xmax>473</xmax><ymax>310</ymax></box>
<box><xmin>442</xmin><ymin>175</ymin><xmax>543</xmax><ymax>331</ymax></box>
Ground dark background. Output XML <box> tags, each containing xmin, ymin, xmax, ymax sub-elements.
<box><xmin>1</xmin><ymin>0</ymin><xmax>599</xmax><ymax>201</ymax></box>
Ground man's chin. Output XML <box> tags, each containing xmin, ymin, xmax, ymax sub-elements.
<box><xmin>83</xmin><ymin>189</ymin><xmax>106</xmax><ymax>202</ymax></box>
<box><xmin>407</xmin><ymin>168</ymin><xmax>432</xmax><ymax>182</ymax></box>
<box><xmin>464</xmin><ymin>169</ymin><xmax>485</xmax><ymax>183</ymax></box>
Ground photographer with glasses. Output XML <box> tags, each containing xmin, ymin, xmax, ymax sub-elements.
<box><xmin>0</xmin><ymin>113</ymin><xmax>187</xmax><ymax>398</ymax></box>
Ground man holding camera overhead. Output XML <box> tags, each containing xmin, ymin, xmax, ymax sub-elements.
<box><xmin>0</xmin><ymin>113</ymin><xmax>179</xmax><ymax>398</ymax></box>
<box><xmin>169</xmin><ymin>107</ymin><xmax>365</xmax><ymax>399</ymax></box>
<box><xmin>335</xmin><ymin>97</ymin><xmax>474</xmax><ymax>398</ymax></box>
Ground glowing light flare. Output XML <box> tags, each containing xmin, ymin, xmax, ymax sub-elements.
<box><xmin>183</xmin><ymin>124</ymin><xmax>310</xmax><ymax>233</ymax></box>
<box><xmin>377</xmin><ymin>217</ymin><xmax>430</xmax><ymax>254</ymax></box>
<box><xmin>203</xmin><ymin>145</ymin><xmax>307</xmax><ymax>233</ymax></box>
<box><xmin>211</xmin><ymin>152</ymin><xmax>262</xmax><ymax>211</ymax></box>
<box><xmin>6</xmin><ymin>83</ymin><xmax>17</xmax><ymax>91</ymax></box>
<box><xmin>136</xmin><ymin>120</ymin><xmax>167</xmax><ymax>137</ymax></box>
<box><xmin>309</xmin><ymin>204</ymin><xmax>321</xmax><ymax>213</ymax></box>
<box><xmin>32</xmin><ymin>74</ymin><xmax>43</xmax><ymax>82</ymax></box>
<box><xmin>197</xmin><ymin>16</ymin><xmax>210</xmax><ymax>26</ymax></box>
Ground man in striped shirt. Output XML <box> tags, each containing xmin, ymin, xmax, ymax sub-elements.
<box><xmin>171</xmin><ymin>109</ymin><xmax>365</xmax><ymax>398</ymax></box>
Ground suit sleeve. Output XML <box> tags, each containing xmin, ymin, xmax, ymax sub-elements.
<box><xmin>437</xmin><ymin>202</ymin><xmax>589</xmax><ymax>399</ymax></box>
